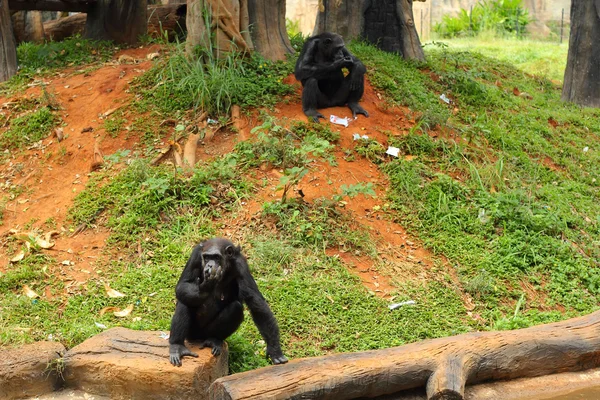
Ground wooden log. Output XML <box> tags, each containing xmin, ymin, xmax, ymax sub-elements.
<box><xmin>1</xmin><ymin>0</ymin><xmax>18</xmax><ymax>82</ymax></box>
<box><xmin>8</xmin><ymin>0</ymin><xmax>94</xmax><ymax>12</ymax></box>
<box><xmin>43</xmin><ymin>12</ymin><xmax>85</xmax><ymax>41</ymax></box>
<box><xmin>210</xmin><ymin>310</ymin><xmax>600</xmax><ymax>400</ymax></box>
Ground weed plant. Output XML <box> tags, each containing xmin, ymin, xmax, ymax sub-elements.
<box><xmin>0</xmin><ymin>107</ymin><xmax>56</xmax><ymax>151</ymax></box>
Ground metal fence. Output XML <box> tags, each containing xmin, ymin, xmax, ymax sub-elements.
<box><xmin>413</xmin><ymin>3</ymin><xmax>570</xmax><ymax>44</ymax></box>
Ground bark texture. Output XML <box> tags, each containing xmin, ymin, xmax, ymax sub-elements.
<box><xmin>561</xmin><ymin>0</ymin><xmax>600</xmax><ymax>107</ymax></box>
<box><xmin>210</xmin><ymin>310</ymin><xmax>600</xmax><ymax>400</ymax></box>
<box><xmin>84</xmin><ymin>0</ymin><xmax>147</xmax><ymax>45</ymax></box>
<box><xmin>314</xmin><ymin>0</ymin><xmax>425</xmax><ymax>61</ymax></box>
<box><xmin>247</xmin><ymin>0</ymin><xmax>293</xmax><ymax>60</ymax></box>
<box><xmin>0</xmin><ymin>0</ymin><xmax>17</xmax><ymax>82</ymax></box>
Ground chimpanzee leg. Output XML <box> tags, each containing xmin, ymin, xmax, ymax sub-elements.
<box><xmin>199</xmin><ymin>301</ymin><xmax>244</xmax><ymax>356</ymax></box>
<box><xmin>302</xmin><ymin>78</ymin><xmax>326</xmax><ymax>122</ymax></box>
<box><xmin>169</xmin><ymin>302</ymin><xmax>199</xmax><ymax>367</ymax></box>
<box><xmin>346</xmin><ymin>74</ymin><xmax>369</xmax><ymax>118</ymax></box>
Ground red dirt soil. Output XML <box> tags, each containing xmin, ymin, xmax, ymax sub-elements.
<box><xmin>0</xmin><ymin>46</ymin><xmax>469</xmax><ymax>305</ymax></box>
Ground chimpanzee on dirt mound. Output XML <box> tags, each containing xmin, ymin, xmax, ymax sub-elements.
<box><xmin>169</xmin><ymin>238</ymin><xmax>288</xmax><ymax>367</ymax></box>
<box><xmin>295</xmin><ymin>32</ymin><xmax>369</xmax><ymax>122</ymax></box>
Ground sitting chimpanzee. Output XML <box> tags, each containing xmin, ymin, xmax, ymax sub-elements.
<box><xmin>294</xmin><ymin>32</ymin><xmax>369</xmax><ymax>122</ymax></box>
<box><xmin>169</xmin><ymin>238</ymin><xmax>288</xmax><ymax>367</ymax></box>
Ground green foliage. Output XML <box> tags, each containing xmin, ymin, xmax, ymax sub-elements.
<box><xmin>0</xmin><ymin>107</ymin><xmax>56</xmax><ymax>151</ymax></box>
<box><xmin>69</xmin><ymin>158</ymin><xmax>249</xmax><ymax>245</ymax></box>
<box><xmin>261</xmin><ymin>198</ymin><xmax>372</xmax><ymax>253</ymax></box>
<box><xmin>434</xmin><ymin>0</ymin><xmax>531</xmax><ymax>38</ymax></box>
<box><xmin>17</xmin><ymin>36</ymin><xmax>115</xmax><ymax>71</ymax></box>
<box><xmin>133</xmin><ymin>46</ymin><xmax>294</xmax><ymax>117</ymax></box>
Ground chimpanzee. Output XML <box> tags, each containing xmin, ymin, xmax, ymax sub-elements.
<box><xmin>294</xmin><ymin>32</ymin><xmax>369</xmax><ymax>122</ymax></box>
<box><xmin>168</xmin><ymin>237</ymin><xmax>288</xmax><ymax>367</ymax></box>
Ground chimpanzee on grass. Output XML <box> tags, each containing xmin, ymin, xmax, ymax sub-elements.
<box><xmin>294</xmin><ymin>32</ymin><xmax>369</xmax><ymax>122</ymax></box>
<box><xmin>168</xmin><ymin>238</ymin><xmax>288</xmax><ymax>367</ymax></box>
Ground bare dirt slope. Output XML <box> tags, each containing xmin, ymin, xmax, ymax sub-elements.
<box><xmin>0</xmin><ymin>46</ymin><xmax>464</xmax><ymax>303</ymax></box>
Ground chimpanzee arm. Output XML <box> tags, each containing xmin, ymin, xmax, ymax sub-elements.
<box><xmin>295</xmin><ymin>39</ymin><xmax>349</xmax><ymax>83</ymax></box>
<box><xmin>175</xmin><ymin>246</ymin><xmax>215</xmax><ymax>307</ymax></box>
<box><xmin>237</xmin><ymin>259</ymin><xmax>288</xmax><ymax>364</ymax></box>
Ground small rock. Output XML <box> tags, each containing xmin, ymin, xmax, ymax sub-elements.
<box><xmin>147</xmin><ymin>53</ymin><xmax>160</xmax><ymax>60</ymax></box>
<box><xmin>0</xmin><ymin>341</ymin><xmax>66</xmax><ymax>400</ymax></box>
<box><xmin>63</xmin><ymin>328</ymin><xmax>227</xmax><ymax>400</ymax></box>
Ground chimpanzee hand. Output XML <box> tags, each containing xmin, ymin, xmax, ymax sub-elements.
<box><xmin>204</xmin><ymin>264</ymin><xmax>223</xmax><ymax>282</ymax></box>
<box><xmin>342</xmin><ymin>56</ymin><xmax>354</xmax><ymax>68</ymax></box>
<box><xmin>169</xmin><ymin>343</ymin><xmax>199</xmax><ymax>367</ymax></box>
<box><xmin>267</xmin><ymin>347</ymin><xmax>289</xmax><ymax>365</ymax></box>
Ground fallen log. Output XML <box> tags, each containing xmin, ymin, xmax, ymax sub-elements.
<box><xmin>39</xmin><ymin>3</ymin><xmax>185</xmax><ymax>42</ymax></box>
<box><xmin>43</xmin><ymin>12</ymin><xmax>85</xmax><ymax>41</ymax></box>
<box><xmin>209</xmin><ymin>310</ymin><xmax>600</xmax><ymax>400</ymax></box>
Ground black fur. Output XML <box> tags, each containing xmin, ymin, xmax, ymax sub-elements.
<box><xmin>168</xmin><ymin>238</ymin><xmax>288</xmax><ymax>367</ymax></box>
<box><xmin>294</xmin><ymin>32</ymin><xmax>369</xmax><ymax>122</ymax></box>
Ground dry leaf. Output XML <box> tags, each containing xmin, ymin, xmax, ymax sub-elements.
<box><xmin>99</xmin><ymin>306</ymin><xmax>120</xmax><ymax>316</ymax></box>
<box><xmin>45</xmin><ymin>230</ymin><xmax>59</xmax><ymax>243</ymax></box>
<box><xmin>114</xmin><ymin>304</ymin><xmax>134</xmax><ymax>317</ymax></box>
<box><xmin>10</xmin><ymin>250</ymin><xmax>26</xmax><ymax>263</ymax></box>
<box><xmin>104</xmin><ymin>283</ymin><xmax>126</xmax><ymax>298</ymax></box>
<box><xmin>23</xmin><ymin>285</ymin><xmax>39</xmax><ymax>299</ymax></box>
<box><xmin>34</xmin><ymin>236</ymin><xmax>55</xmax><ymax>249</ymax></box>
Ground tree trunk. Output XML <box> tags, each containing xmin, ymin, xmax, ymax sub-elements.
<box><xmin>209</xmin><ymin>310</ymin><xmax>600</xmax><ymax>400</ymax></box>
<box><xmin>247</xmin><ymin>0</ymin><xmax>293</xmax><ymax>60</ymax></box>
<box><xmin>314</xmin><ymin>0</ymin><xmax>425</xmax><ymax>61</ymax></box>
<box><xmin>0</xmin><ymin>0</ymin><xmax>18</xmax><ymax>82</ymax></box>
<box><xmin>85</xmin><ymin>0</ymin><xmax>147</xmax><ymax>45</ymax></box>
<box><xmin>561</xmin><ymin>0</ymin><xmax>600</xmax><ymax>107</ymax></box>
<box><xmin>11</xmin><ymin>10</ymin><xmax>46</xmax><ymax>44</ymax></box>
<box><xmin>185</xmin><ymin>0</ymin><xmax>210</xmax><ymax>56</ymax></box>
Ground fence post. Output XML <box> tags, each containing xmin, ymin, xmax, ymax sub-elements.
<box><xmin>515</xmin><ymin>8</ymin><xmax>520</xmax><ymax>37</ymax></box>
<box><xmin>560</xmin><ymin>8</ymin><xmax>564</xmax><ymax>44</ymax></box>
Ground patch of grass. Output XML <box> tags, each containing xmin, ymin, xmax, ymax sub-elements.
<box><xmin>69</xmin><ymin>156</ymin><xmax>250</xmax><ymax>247</ymax></box>
<box><xmin>0</xmin><ymin>37</ymin><xmax>116</xmax><ymax>96</ymax></box>
<box><xmin>103</xmin><ymin>111</ymin><xmax>127</xmax><ymax>138</ymax></box>
<box><xmin>133</xmin><ymin>45</ymin><xmax>294</xmax><ymax>117</ymax></box>
<box><xmin>261</xmin><ymin>198</ymin><xmax>373</xmax><ymax>254</ymax></box>
<box><xmin>0</xmin><ymin>107</ymin><xmax>57</xmax><ymax>151</ymax></box>
<box><xmin>438</xmin><ymin>38</ymin><xmax>568</xmax><ymax>82</ymax></box>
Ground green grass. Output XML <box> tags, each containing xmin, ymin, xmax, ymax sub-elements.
<box><xmin>0</xmin><ymin>107</ymin><xmax>57</xmax><ymax>151</ymax></box>
<box><xmin>132</xmin><ymin>44</ymin><xmax>294</xmax><ymax>117</ymax></box>
<box><xmin>351</xmin><ymin>40</ymin><xmax>600</xmax><ymax>326</ymax></box>
<box><xmin>432</xmin><ymin>37</ymin><xmax>569</xmax><ymax>82</ymax></box>
<box><xmin>0</xmin><ymin>36</ymin><xmax>116</xmax><ymax>96</ymax></box>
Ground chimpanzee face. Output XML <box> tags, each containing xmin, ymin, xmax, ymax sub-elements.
<box><xmin>320</xmin><ymin>33</ymin><xmax>345</xmax><ymax>60</ymax></box>
<box><xmin>201</xmin><ymin>241</ymin><xmax>235</xmax><ymax>281</ymax></box>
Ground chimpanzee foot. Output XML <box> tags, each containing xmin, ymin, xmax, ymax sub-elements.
<box><xmin>200</xmin><ymin>338</ymin><xmax>224</xmax><ymax>356</ymax></box>
<box><xmin>169</xmin><ymin>344</ymin><xmax>199</xmax><ymax>367</ymax></box>
<box><xmin>348</xmin><ymin>103</ymin><xmax>369</xmax><ymax>118</ymax></box>
<box><xmin>304</xmin><ymin>109</ymin><xmax>325</xmax><ymax>123</ymax></box>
